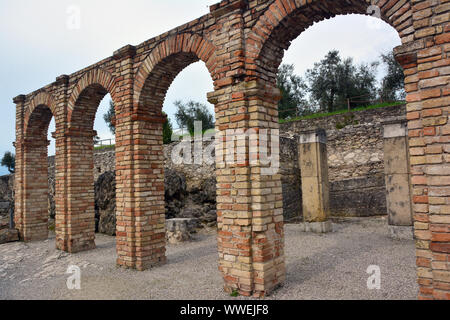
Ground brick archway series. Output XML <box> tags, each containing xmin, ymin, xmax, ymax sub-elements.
<box><xmin>13</xmin><ymin>0</ymin><xmax>449</xmax><ymax>299</ymax></box>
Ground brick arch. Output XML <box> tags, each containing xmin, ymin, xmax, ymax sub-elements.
<box><xmin>59</xmin><ymin>68</ymin><xmax>119</xmax><ymax>254</ymax></box>
<box><xmin>133</xmin><ymin>33</ymin><xmax>217</xmax><ymax>115</ymax></box>
<box><xmin>67</xmin><ymin>68</ymin><xmax>118</xmax><ymax>128</ymax></box>
<box><xmin>246</xmin><ymin>0</ymin><xmax>408</xmax><ymax>79</ymax></box>
<box><xmin>23</xmin><ymin>91</ymin><xmax>57</xmax><ymax>139</ymax></box>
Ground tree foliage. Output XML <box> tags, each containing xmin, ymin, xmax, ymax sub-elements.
<box><xmin>305</xmin><ymin>50</ymin><xmax>379</xmax><ymax>112</ymax></box>
<box><xmin>103</xmin><ymin>100</ymin><xmax>116</xmax><ymax>135</ymax></box>
<box><xmin>380</xmin><ymin>52</ymin><xmax>405</xmax><ymax>101</ymax></box>
<box><xmin>276</xmin><ymin>64</ymin><xmax>309</xmax><ymax>119</ymax></box>
<box><xmin>174</xmin><ymin>100</ymin><xmax>215</xmax><ymax>135</ymax></box>
<box><xmin>162</xmin><ymin>112</ymin><xmax>174</xmax><ymax>144</ymax></box>
<box><xmin>103</xmin><ymin>100</ymin><xmax>173</xmax><ymax>144</ymax></box>
<box><xmin>1</xmin><ymin>151</ymin><xmax>15</xmax><ymax>174</ymax></box>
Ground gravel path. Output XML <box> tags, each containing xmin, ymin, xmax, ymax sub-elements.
<box><xmin>0</xmin><ymin>217</ymin><xmax>418</xmax><ymax>300</ymax></box>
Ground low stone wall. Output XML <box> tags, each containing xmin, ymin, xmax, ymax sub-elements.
<box><xmin>0</xmin><ymin>176</ymin><xmax>17</xmax><ymax>244</ymax></box>
<box><xmin>279</xmin><ymin>137</ymin><xmax>301</xmax><ymax>221</ymax></box>
<box><xmin>0</xmin><ymin>201</ymin><xmax>10</xmax><ymax>228</ymax></box>
<box><xmin>330</xmin><ymin>174</ymin><xmax>387</xmax><ymax>217</ymax></box>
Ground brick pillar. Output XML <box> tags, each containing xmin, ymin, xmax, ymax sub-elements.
<box><xmin>54</xmin><ymin>75</ymin><xmax>70</xmax><ymax>253</ymax></box>
<box><xmin>113</xmin><ymin>45</ymin><xmax>167</xmax><ymax>271</ymax></box>
<box><xmin>209</xmin><ymin>80</ymin><xmax>285</xmax><ymax>297</ymax></box>
<box><xmin>21</xmin><ymin>138</ymin><xmax>50</xmax><ymax>241</ymax></box>
<box><xmin>115</xmin><ymin>116</ymin><xmax>166</xmax><ymax>270</ymax></box>
<box><xmin>13</xmin><ymin>95</ymin><xmax>49</xmax><ymax>241</ymax></box>
<box><xmin>397</xmin><ymin>3</ymin><xmax>450</xmax><ymax>298</ymax></box>
<box><xmin>13</xmin><ymin>95</ymin><xmax>26</xmax><ymax>239</ymax></box>
<box><xmin>55</xmin><ymin>129</ymin><xmax>96</xmax><ymax>253</ymax></box>
<box><xmin>382</xmin><ymin>116</ymin><xmax>413</xmax><ymax>240</ymax></box>
<box><xmin>298</xmin><ymin>128</ymin><xmax>332</xmax><ymax>233</ymax></box>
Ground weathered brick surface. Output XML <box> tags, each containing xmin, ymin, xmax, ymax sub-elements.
<box><xmin>13</xmin><ymin>0</ymin><xmax>449</xmax><ymax>298</ymax></box>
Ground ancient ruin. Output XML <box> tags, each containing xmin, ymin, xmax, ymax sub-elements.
<box><xmin>12</xmin><ymin>0</ymin><xmax>450</xmax><ymax>299</ymax></box>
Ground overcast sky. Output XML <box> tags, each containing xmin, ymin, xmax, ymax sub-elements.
<box><xmin>0</xmin><ymin>0</ymin><xmax>401</xmax><ymax>175</ymax></box>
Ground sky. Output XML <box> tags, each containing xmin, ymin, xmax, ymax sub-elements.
<box><xmin>0</xmin><ymin>0</ymin><xmax>401</xmax><ymax>175</ymax></box>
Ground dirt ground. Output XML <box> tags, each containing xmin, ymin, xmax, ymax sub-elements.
<box><xmin>0</xmin><ymin>217</ymin><xmax>418</xmax><ymax>300</ymax></box>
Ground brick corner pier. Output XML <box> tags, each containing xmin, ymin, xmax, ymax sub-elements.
<box><xmin>13</xmin><ymin>0</ymin><xmax>450</xmax><ymax>299</ymax></box>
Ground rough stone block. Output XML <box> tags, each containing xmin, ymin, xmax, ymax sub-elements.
<box><xmin>389</xmin><ymin>225</ymin><xmax>414</xmax><ymax>240</ymax></box>
<box><xmin>298</xmin><ymin>221</ymin><xmax>333</xmax><ymax>233</ymax></box>
<box><xmin>0</xmin><ymin>228</ymin><xmax>19</xmax><ymax>245</ymax></box>
<box><xmin>165</xmin><ymin>218</ymin><xmax>199</xmax><ymax>244</ymax></box>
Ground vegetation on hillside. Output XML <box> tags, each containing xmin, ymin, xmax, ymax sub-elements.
<box><xmin>277</xmin><ymin>50</ymin><xmax>405</xmax><ymax>120</ymax></box>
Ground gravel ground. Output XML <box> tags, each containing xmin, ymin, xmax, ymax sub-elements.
<box><xmin>0</xmin><ymin>217</ymin><xmax>418</xmax><ymax>300</ymax></box>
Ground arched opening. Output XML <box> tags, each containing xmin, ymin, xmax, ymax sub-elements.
<box><xmin>162</xmin><ymin>61</ymin><xmax>217</xmax><ymax>233</ymax></box>
<box><xmin>47</xmin><ymin>117</ymin><xmax>56</xmax><ymax>229</ymax></box>
<box><xmin>93</xmin><ymin>93</ymin><xmax>116</xmax><ymax>236</ymax></box>
<box><xmin>57</xmin><ymin>77</ymin><xmax>117</xmax><ymax>253</ymax></box>
<box><xmin>279</xmin><ymin>14</ymin><xmax>404</xmax><ymax>221</ymax></box>
<box><xmin>20</xmin><ymin>103</ymin><xmax>55</xmax><ymax>242</ymax></box>
<box><xmin>248</xmin><ymin>1</ymin><xmax>417</xmax><ymax>298</ymax></box>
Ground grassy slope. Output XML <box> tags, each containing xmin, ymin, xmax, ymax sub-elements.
<box><xmin>279</xmin><ymin>101</ymin><xmax>405</xmax><ymax>124</ymax></box>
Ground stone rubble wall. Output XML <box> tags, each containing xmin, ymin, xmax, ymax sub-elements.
<box><xmin>281</xmin><ymin>105</ymin><xmax>406</xmax><ymax>217</ymax></box>
<box><xmin>0</xmin><ymin>175</ymin><xmax>14</xmax><ymax>222</ymax></box>
<box><xmin>0</xmin><ymin>175</ymin><xmax>18</xmax><ymax>244</ymax></box>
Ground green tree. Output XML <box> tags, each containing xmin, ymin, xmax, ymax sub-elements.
<box><xmin>103</xmin><ymin>100</ymin><xmax>173</xmax><ymax>144</ymax></box>
<box><xmin>174</xmin><ymin>100</ymin><xmax>214</xmax><ymax>135</ymax></box>
<box><xmin>1</xmin><ymin>152</ymin><xmax>15</xmax><ymax>174</ymax></box>
<box><xmin>380</xmin><ymin>52</ymin><xmax>405</xmax><ymax>101</ymax></box>
<box><xmin>103</xmin><ymin>100</ymin><xmax>116</xmax><ymax>135</ymax></box>
<box><xmin>277</xmin><ymin>64</ymin><xmax>309</xmax><ymax>119</ymax></box>
<box><xmin>306</xmin><ymin>50</ymin><xmax>341</xmax><ymax>112</ymax></box>
<box><xmin>306</xmin><ymin>50</ymin><xmax>379</xmax><ymax>112</ymax></box>
<box><xmin>342</xmin><ymin>61</ymin><xmax>379</xmax><ymax>108</ymax></box>
<box><xmin>162</xmin><ymin>112</ymin><xmax>174</xmax><ymax>144</ymax></box>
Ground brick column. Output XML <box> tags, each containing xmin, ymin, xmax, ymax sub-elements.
<box><xmin>55</xmin><ymin>129</ymin><xmax>96</xmax><ymax>253</ymax></box>
<box><xmin>115</xmin><ymin>115</ymin><xmax>166</xmax><ymax>270</ymax></box>
<box><xmin>13</xmin><ymin>95</ymin><xmax>26</xmax><ymax>239</ymax></box>
<box><xmin>298</xmin><ymin>128</ymin><xmax>332</xmax><ymax>233</ymax></box>
<box><xmin>382</xmin><ymin>116</ymin><xmax>414</xmax><ymax>240</ymax></box>
<box><xmin>397</xmin><ymin>2</ymin><xmax>450</xmax><ymax>299</ymax></box>
<box><xmin>209</xmin><ymin>80</ymin><xmax>286</xmax><ymax>297</ymax></box>
<box><xmin>54</xmin><ymin>75</ymin><xmax>71</xmax><ymax>252</ymax></box>
<box><xmin>114</xmin><ymin>45</ymin><xmax>166</xmax><ymax>271</ymax></box>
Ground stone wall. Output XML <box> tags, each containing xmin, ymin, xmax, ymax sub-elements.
<box><xmin>279</xmin><ymin>137</ymin><xmax>301</xmax><ymax>221</ymax></box>
<box><xmin>0</xmin><ymin>175</ymin><xmax>14</xmax><ymax>241</ymax></box>
<box><xmin>0</xmin><ymin>175</ymin><xmax>14</xmax><ymax>220</ymax></box>
<box><xmin>281</xmin><ymin>104</ymin><xmax>406</xmax><ymax>217</ymax></box>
